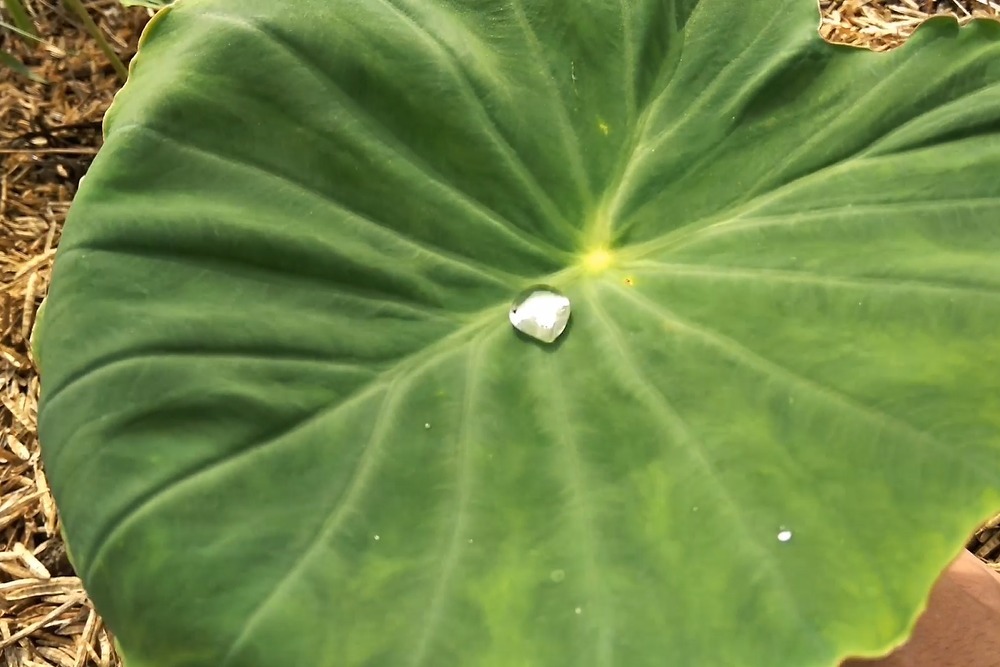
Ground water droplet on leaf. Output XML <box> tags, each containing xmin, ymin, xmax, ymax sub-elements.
<box><xmin>777</xmin><ymin>529</ymin><xmax>792</xmax><ymax>542</ymax></box>
<box><xmin>574</xmin><ymin>606</ymin><xmax>583</xmax><ymax>615</ymax></box>
<box><xmin>424</xmin><ymin>423</ymin><xmax>431</xmax><ymax>429</ymax></box>
<box><xmin>550</xmin><ymin>569</ymin><xmax>566</xmax><ymax>583</ymax></box>
<box><xmin>509</xmin><ymin>286</ymin><xmax>571</xmax><ymax>344</ymax></box>
<box><xmin>374</xmin><ymin>534</ymin><xmax>380</xmax><ymax>541</ymax></box>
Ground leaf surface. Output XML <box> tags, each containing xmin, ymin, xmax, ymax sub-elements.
<box><xmin>38</xmin><ymin>2</ymin><xmax>1000</xmax><ymax>666</ymax></box>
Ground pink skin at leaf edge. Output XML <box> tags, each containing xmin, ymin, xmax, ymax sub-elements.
<box><xmin>841</xmin><ymin>550</ymin><xmax>1000</xmax><ymax>667</ymax></box>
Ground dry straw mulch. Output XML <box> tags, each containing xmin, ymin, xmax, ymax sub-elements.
<box><xmin>2</xmin><ymin>1</ymin><xmax>1000</xmax><ymax>666</ymax></box>
<box><xmin>821</xmin><ymin>0</ymin><xmax>1000</xmax><ymax>49</ymax></box>
<box><xmin>2</xmin><ymin>3</ymin><xmax>147</xmax><ymax>664</ymax></box>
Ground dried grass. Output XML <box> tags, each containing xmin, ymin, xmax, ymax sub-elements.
<box><xmin>821</xmin><ymin>0</ymin><xmax>1000</xmax><ymax>50</ymax></box>
<box><xmin>2</xmin><ymin>2</ymin><xmax>147</xmax><ymax>664</ymax></box>
<box><xmin>1</xmin><ymin>1</ymin><xmax>1000</xmax><ymax>666</ymax></box>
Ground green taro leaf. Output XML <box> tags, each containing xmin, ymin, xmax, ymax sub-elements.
<box><xmin>37</xmin><ymin>1</ymin><xmax>1000</xmax><ymax>666</ymax></box>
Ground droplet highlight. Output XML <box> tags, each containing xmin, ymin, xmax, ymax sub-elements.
<box><xmin>777</xmin><ymin>529</ymin><xmax>792</xmax><ymax>543</ymax></box>
<box><xmin>509</xmin><ymin>286</ymin><xmax>571</xmax><ymax>344</ymax></box>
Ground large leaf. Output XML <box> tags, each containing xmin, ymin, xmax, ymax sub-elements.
<box><xmin>37</xmin><ymin>2</ymin><xmax>1000</xmax><ymax>666</ymax></box>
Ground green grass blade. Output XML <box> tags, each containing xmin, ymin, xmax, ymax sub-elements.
<box><xmin>0</xmin><ymin>48</ymin><xmax>44</xmax><ymax>82</ymax></box>
<box><xmin>61</xmin><ymin>0</ymin><xmax>128</xmax><ymax>82</ymax></box>
<box><xmin>2</xmin><ymin>0</ymin><xmax>38</xmax><ymax>38</ymax></box>
<box><xmin>1</xmin><ymin>16</ymin><xmax>42</xmax><ymax>41</ymax></box>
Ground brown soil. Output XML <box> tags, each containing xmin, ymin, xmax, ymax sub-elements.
<box><xmin>1</xmin><ymin>1</ymin><xmax>999</xmax><ymax>665</ymax></box>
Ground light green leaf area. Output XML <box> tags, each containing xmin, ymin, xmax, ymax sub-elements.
<box><xmin>37</xmin><ymin>1</ymin><xmax>1000</xmax><ymax>666</ymax></box>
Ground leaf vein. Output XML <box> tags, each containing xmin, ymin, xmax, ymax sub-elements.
<box><xmin>508</xmin><ymin>0</ymin><xmax>592</xmax><ymax>206</ymax></box>
<box><xmin>196</xmin><ymin>11</ymin><xmax>566</xmax><ymax>263</ymax></box>
<box><xmin>585</xmin><ymin>287</ymin><xmax>807</xmax><ymax>625</ymax></box>
<box><xmin>409</xmin><ymin>334</ymin><xmax>491</xmax><ymax>666</ymax></box>
<box><xmin>613</xmin><ymin>286</ymin><xmax>991</xmax><ymax>480</ymax></box>
<box><xmin>541</xmin><ymin>355</ymin><xmax>614</xmax><ymax>667</ymax></box>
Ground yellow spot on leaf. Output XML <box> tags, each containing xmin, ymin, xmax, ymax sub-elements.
<box><xmin>598</xmin><ymin>120</ymin><xmax>610</xmax><ymax>136</ymax></box>
<box><xmin>582</xmin><ymin>248</ymin><xmax>614</xmax><ymax>273</ymax></box>
<box><xmin>624</xmin><ymin>276</ymin><xmax>635</xmax><ymax>287</ymax></box>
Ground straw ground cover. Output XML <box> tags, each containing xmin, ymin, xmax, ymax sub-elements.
<box><xmin>2</xmin><ymin>1</ymin><xmax>1000</xmax><ymax>665</ymax></box>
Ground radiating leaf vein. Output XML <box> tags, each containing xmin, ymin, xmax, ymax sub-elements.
<box><xmin>659</xmin><ymin>197</ymin><xmax>1000</xmax><ymax>253</ymax></box>
<box><xmin>110</xmin><ymin>125</ymin><xmax>529</xmax><ymax>288</ymax></box>
<box><xmin>507</xmin><ymin>0</ymin><xmax>592</xmax><ymax>207</ymax></box>
<box><xmin>82</xmin><ymin>312</ymin><xmax>501</xmax><ymax>586</ymax></box>
<box><xmin>409</xmin><ymin>334</ymin><xmax>490</xmax><ymax>666</ymax></box>
<box><xmin>219</xmin><ymin>378</ymin><xmax>407</xmax><ymax>666</ymax></box>
<box><xmin>540</xmin><ymin>354</ymin><xmax>614</xmax><ymax>667</ymax></box>
<box><xmin>379</xmin><ymin>0</ymin><xmax>579</xmax><ymax>242</ymax></box>
<box><xmin>626</xmin><ymin>261</ymin><xmax>1000</xmax><ymax>301</ymax></box>
<box><xmin>585</xmin><ymin>286</ymin><xmax>807</xmax><ymax>626</ymax></box>
<box><xmin>197</xmin><ymin>11</ymin><xmax>568</xmax><ymax>262</ymax></box>
<box><xmin>613</xmin><ymin>286</ymin><xmax>990</xmax><ymax>479</ymax></box>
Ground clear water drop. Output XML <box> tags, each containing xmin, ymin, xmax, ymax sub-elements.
<box><xmin>574</xmin><ymin>607</ymin><xmax>583</xmax><ymax>615</ymax></box>
<box><xmin>509</xmin><ymin>286</ymin><xmax>571</xmax><ymax>344</ymax></box>
<box><xmin>373</xmin><ymin>534</ymin><xmax>380</xmax><ymax>541</ymax></box>
<box><xmin>550</xmin><ymin>569</ymin><xmax>566</xmax><ymax>583</ymax></box>
<box><xmin>777</xmin><ymin>529</ymin><xmax>792</xmax><ymax>542</ymax></box>
<box><xmin>424</xmin><ymin>423</ymin><xmax>431</xmax><ymax>429</ymax></box>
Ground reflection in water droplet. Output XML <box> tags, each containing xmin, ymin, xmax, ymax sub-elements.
<box><xmin>509</xmin><ymin>286</ymin><xmax>571</xmax><ymax>344</ymax></box>
<box><xmin>574</xmin><ymin>607</ymin><xmax>583</xmax><ymax>615</ymax></box>
<box><xmin>550</xmin><ymin>569</ymin><xmax>566</xmax><ymax>583</ymax></box>
<box><xmin>424</xmin><ymin>423</ymin><xmax>431</xmax><ymax>429</ymax></box>
<box><xmin>374</xmin><ymin>534</ymin><xmax>380</xmax><ymax>541</ymax></box>
<box><xmin>777</xmin><ymin>529</ymin><xmax>792</xmax><ymax>542</ymax></box>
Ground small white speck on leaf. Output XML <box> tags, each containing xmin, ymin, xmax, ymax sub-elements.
<box><xmin>777</xmin><ymin>529</ymin><xmax>793</xmax><ymax>542</ymax></box>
